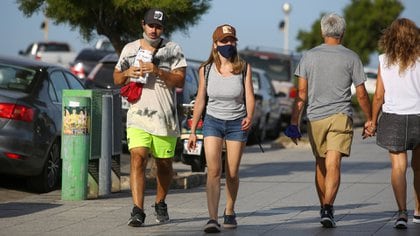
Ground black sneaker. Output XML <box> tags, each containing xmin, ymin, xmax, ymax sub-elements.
<box><xmin>394</xmin><ymin>210</ymin><xmax>408</xmax><ymax>229</ymax></box>
<box><xmin>154</xmin><ymin>200</ymin><xmax>170</xmax><ymax>223</ymax></box>
<box><xmin>204</xmin><ymin>219</ymin><xmax>221</xmax><ymax>233</ymax></box>
<box><xmin>320</xmin><ymin>205</ymin><xmax>336</xmax><ymax>228</ymax></box>
<box><xmin>223</xmin><ymin>210</ymin><xmax>237</xmax><ymax>229</ymax></box>
<box><xmin>127</xmin><ymin>206</ymin><xmax>146</xmax><ymax>227</ymax></box>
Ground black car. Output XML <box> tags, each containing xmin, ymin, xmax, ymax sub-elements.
<box><xmin>69</xmin><ymin>48</ymin><xmax>114</xmax><ymax>80</ymax></box>
<box><xmin>0</xmin><ymin>55</ymin><xmax>85</xmax><ymax>192</ymax></box>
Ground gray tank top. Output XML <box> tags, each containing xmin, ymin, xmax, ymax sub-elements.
<box><xmin>206</xmin><ymin>64</ymin><xmax>246</xmax><ymax>120</ymax></box>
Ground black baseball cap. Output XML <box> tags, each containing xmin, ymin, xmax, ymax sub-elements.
<box><xmin>143</xmin><ymin>8</ymin><xmax>165</xmax><ymax>27</ymax></box>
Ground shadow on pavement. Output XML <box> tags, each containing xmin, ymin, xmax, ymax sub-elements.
<box><xmin>0</xmin><ymin>202</ymin><xmax>61</xmax><ymax>218</ymax></box>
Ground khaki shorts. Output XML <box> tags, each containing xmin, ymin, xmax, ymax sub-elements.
<box><xmin>307</xmin><ymin>113</ymin><xmax>353</xmax><ymax>158</ymax></box>
<box><xmin>127</xmin><ymin>127</ymin><xmax>177</xmax><ymax>158</ymax></box>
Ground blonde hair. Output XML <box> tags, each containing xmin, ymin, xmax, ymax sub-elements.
<box><xmin>378</xmin><ymin>18</ymin><xmax>420</xmax><ymax>74</ymax></box>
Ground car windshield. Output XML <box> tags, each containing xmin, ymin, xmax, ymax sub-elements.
<box><xmin>0</xmin><ymin>63</ymin><xmax>37</xmax><ymax>92</ymax></box>
<box><xmin>39</xmin><ymin>43</ymin><xmax>70</xmax><ymax>52</ymax></box>
<box><xmin>242</xmin><ymin>54</ymin><xmax>291</xmax><ymax>82</ymax></box>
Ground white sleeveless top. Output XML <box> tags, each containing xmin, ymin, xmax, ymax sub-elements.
<box><xmin>379</xmin><ymin>54</ymin><xmax>420</xmax><ymax>114</ymax></box>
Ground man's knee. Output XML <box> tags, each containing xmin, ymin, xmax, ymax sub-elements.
<box><xmin>156</xmin><ymin>159</ymin><xmax>173</xmax><ymax>172</ymax></box>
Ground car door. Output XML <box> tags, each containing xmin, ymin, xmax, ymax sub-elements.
<box><xmin>260</xmin><ymin>71</ymin><xmax>282</xmax><ymax>129</ymax></box>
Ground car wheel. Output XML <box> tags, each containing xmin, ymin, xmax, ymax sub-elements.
<box><xmin>27</xmin><ymin>141</ymin><xmax>61</xmax><ymax>193</ymax></box>
<box><xmin>266</xmin><ymin>117</ymin><xmax>282</xmax><ymax>140</ymax></box>
<box><xmin>188</xmin><ymin>152</ymin><xmax>206</xmax><ymax>172</ymax></box>
<box><xmin>247</xmin><ymin>120</ymin><xmax>261</xmax><ymax>145</ymax></box>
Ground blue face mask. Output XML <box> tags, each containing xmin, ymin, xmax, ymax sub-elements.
<box><xmin>217</xmin><ymin>45</ymin><xmax>237</xmax><ymax>58</ymax></box>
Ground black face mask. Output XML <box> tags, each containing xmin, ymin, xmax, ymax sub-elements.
<box><xmin>217</xmin><ymin>45</ymin><xmax>237</xmax><ymax>58</ymax></box>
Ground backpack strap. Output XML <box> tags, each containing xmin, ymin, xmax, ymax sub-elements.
<box><xmin>204</xmin><ymin>63</ymin><xmax>212</xmax><ymax>89</ymax></box>
<box><xmin>203</xmin><ymin>63</ymin><xmax>212</xmax><ymax>114</ymax></box>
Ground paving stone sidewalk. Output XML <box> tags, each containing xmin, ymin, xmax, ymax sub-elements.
<box><xmin>1</xmin><ymin>128</ymin><xmax>419</xmax><ymax>235</ymax></box>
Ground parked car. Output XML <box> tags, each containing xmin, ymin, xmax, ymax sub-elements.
<box><xmin>351</xmin><ymin>67</ymin><xmax>377</xmax><ymax>95</ymax></box>
<box><xmin>69</xmin><ymin>48</ymin><xmax>113</xmax><ymax>80</ymax></box>
<box><xmin>86</xmin><ymin>53</ymin><xmax>128</xmax><ymax>149</ymax></box>
<box><xmin>18</xmin><ymin>41</ymin><xmax>77</xmax><ymax>68</ymax></box>
<box><xmin>0</xmin><ymin>55</ymin><xmax>85</xmax><ymax>193</ymax></box>
<box><xmin>248</xmin><ymin>67</ymin><xmax>284</xmax><ymax>143</ymax></box>
<box><xmin>239</xmin><ymin>47</ymin><xmax>300</xmax><ymax>128</ymax></box>
<box><xmin>94</xmin><ymin>38</ymin><xmax>115</xmax><ymax>51</ymax></box>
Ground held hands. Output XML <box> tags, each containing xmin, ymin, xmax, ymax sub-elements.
<box><xmin>284</xmin><ymin>125</ymin><xmax>302</xmax><ymax>145</ymax></box>
<box><xmin>362</xmin><ymin>120</ymin><xmax>376</xmax><ymax>139</ymax></box>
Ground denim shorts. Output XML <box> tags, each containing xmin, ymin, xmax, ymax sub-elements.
<box><xmin>203</xmin><ymin>114</ymin><xmax>248</xmax><ymax>142</ymax></box>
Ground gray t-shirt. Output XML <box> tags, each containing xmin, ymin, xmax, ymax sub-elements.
<box><xmin>295</xmin><ymin>44</ymin><xmax>366</xmax><ymax>121</ymax></box>
<box><xmin>206</xmin><ymin>64</ymin><xmax>247</xmax><ymax>120</ymax></box>
<box><xmin>115</xmin><ymin>39</ymin><xmax>187</xmax><ymax>136</ymax></box>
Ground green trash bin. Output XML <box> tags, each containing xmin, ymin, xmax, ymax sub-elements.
<box><xmin>61</xmin><ymin>94</ymin><xmax>91</xmax><ymax>200</ymax></box>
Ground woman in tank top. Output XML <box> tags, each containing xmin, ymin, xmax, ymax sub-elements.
<box><xmin>187</xmin><ymin>24</ymin><xmax>255</xmax><ymax>233</ymax></box>
<box><xmin>367</xmin><ymin>18</ymin><xmax>420</xmax><ymax>229</ymax></box>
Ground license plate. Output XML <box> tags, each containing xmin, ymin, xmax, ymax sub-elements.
<box><xmin>183</xmin><ymin>140</ymin><xmax>202</xmax><ymax>155</ymax></box>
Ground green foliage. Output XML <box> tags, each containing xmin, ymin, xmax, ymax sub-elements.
<box><xmin>16</xmin><ymin>0</ymin><xmax>211</xmax><ymax>54</ymax></box>
<box><xmin>296</xmin><ymin>0</ymin><xmax>403</xmax><ymax>65</ymax></box>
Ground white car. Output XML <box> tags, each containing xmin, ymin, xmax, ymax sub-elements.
<box><xmin>351</xmin><ymin>67</ymin><xmax>377</xmax><ymax>95</ymax></box>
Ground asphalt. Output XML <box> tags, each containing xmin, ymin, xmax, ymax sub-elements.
<box><xmin>1</xmin><ymin>128</ymin><xmax>420</xmax><ymax>235</ymax></box>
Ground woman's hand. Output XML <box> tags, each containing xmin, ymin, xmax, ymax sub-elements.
<box><xmin>241</xmin><ymin>116</ymin><xmax>252</xmax><ymax>131</ymax></box>
<box><xmin>362</xmin><ymin>121</ymin><xmax>376</xmax><ymax>139</ymax></box>
<box><xmin>187</xmin><ymin>133</ymin><xmax>197</xmax><ymax>152</ymax></box>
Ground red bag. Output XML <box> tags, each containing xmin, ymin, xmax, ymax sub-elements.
<box><xmin>120</xmin><ymin>82</ymin><xmax>143</xmax><ymax>103</ymax></box>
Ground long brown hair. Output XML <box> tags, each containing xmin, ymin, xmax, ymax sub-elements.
<box><xmin>378</xmin><ymin>18</ymin><xmax>419</xmax><ymax>74</ymax></box>
<box><xmin>201</xmin><ymin>42</ymin><xmax>246</xmax><ymax>74</ymax></box>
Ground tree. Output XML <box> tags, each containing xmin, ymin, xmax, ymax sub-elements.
<box><xmin>296</xmin><ymin>0</ymin><xmax>403</xmax><ymax>64</ymax></box>
<box><xmin>17</xmin><ymin>0</ymin><xmax>211</xmax><ymax>55</ymax></box>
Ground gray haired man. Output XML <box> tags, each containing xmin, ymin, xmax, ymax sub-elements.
<box><xmin>285</xmin><ymin>13</ymin><xmax>372</xmax><ymax>228</ymax></box>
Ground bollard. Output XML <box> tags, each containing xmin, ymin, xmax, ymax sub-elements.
<box><xmin>99</xmin><ymin>94</ymin><xmax>112</xmax><ymax>196</ymax></box>
<box><xmin>61</xmin><ymin>96</ymin><xmax>91</xmax><ymax>200</ymax></box>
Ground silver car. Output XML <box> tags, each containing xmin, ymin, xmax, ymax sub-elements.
<box><xmin>248</xmin><ymin>67</ymin><xmax>284</xmax><ymax>143</ymax></box>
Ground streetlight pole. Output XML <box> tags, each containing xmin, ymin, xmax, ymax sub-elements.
<box><xmin>282</xmin><ymin>2</ymin><xmax>291</xmax><ymax>54</ymax></box>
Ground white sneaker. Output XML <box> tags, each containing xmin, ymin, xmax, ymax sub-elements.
<box><xmin>413</xmin><ymin>215</ymin><xmax>420</xmax><ymax>224</ymax></box>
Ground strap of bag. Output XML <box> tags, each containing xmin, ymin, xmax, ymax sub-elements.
<box><xmin>152</xmin><ymin>39</ymin><xmax>163</xmax><ymax>58</ymax></box>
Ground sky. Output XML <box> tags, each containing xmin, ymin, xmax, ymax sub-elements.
<box><xmin>1</xmin><ymin>0</ymin><xmax>419</xmax><ymax>68</ymax></box>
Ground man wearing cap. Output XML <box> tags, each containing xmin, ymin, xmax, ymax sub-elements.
<box><xmin>285</xmin><ymin>13</ymin><xmax>372</xmax><ymax>228</ymax></box>
<box><xmin>114</xmin><ymin>8</ymin><xmax>187</xmax><ymax>227</ymax></box>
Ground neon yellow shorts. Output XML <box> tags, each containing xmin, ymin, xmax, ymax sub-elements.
<box><xmin>126</xmin><ymin>127</ymin><xmax>177</xmax><ymax>158</ymax></box>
